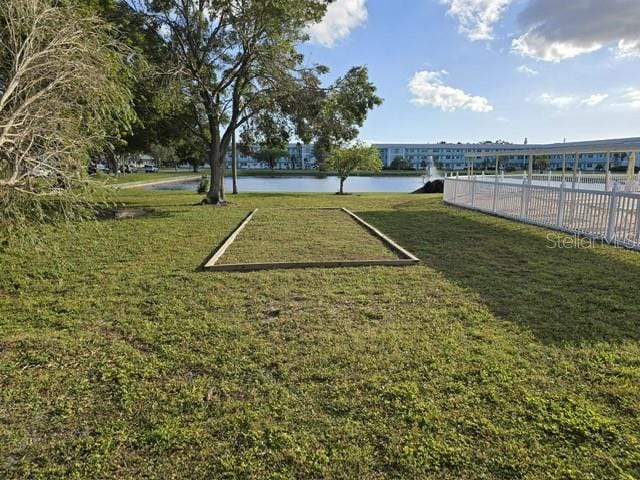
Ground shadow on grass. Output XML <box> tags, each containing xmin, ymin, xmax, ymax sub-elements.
<box><xmin>359</xmin><ymin>207</ymin><xmax>640</xmax><ymax>345</ymax></box>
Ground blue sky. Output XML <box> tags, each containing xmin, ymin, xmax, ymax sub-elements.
<box><xmin>301</xmin><ymin>0</ymin><xmax>640</xmax><ymax>144</ymax></box>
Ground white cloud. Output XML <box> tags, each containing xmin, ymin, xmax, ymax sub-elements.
<box><xmin>580</xmin><ymin>94</ymin><xmax>609</xmax><ymax>107</ymax></box>
<box><xmin>409</xmin><ymin>70</ymin><xmax>493</xmax><ymax>113</ymax></box>
<box><xmin>538</xmin><ymin>93</ymin><xmax>575</xmax><ymax>109</ymax></box>
<box><xmin>516</xmin><ymin>64</ymin><xmax>538</xmax><ymax>76</ymax></box>
<box><xmin>617</xmin><ymin>39</ymin><xmax>640</xmax><ymax>58</ymax></box>
<box><xmin>620</xmin><ymin>89</ymin><xmax>640</xmax><ymax>109</ymax></box>
<box><xmin>441</xmin><ymin>0</ymin><xmax>512</xmax><ymax>41</ymax></box>
<box><xmin>512</xmin><ymin>0</ymin><xmax>640</xmax><ymax>61</ymax></box>
<box><xmin>534</xmin><ymin>92</ymin><xmax>610</xmax><ymax>109</ymax></box>
<box><xmin>307</xmin><ymin>0</ymin><xmax>368</xmax><ymax>47</ymax></box>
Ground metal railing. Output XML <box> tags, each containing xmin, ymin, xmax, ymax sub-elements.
<box><xmin>444</xmin><ymin>176</ymin><xmax>640</xmax><ymax>250</ymax></box>
<box><xmin>470</xmin><ymin>171</ymin><xmax>636</xmax><ymax>188</ymax></box>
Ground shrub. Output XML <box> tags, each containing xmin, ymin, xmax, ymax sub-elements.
<box><xmin>197</xmin><ymin>177</ymin><xmax>209</xmax><ymax>194</ymax></box>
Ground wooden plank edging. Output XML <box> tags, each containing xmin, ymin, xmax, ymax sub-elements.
<box><xmin>204</xmin><ymin>209</ymin><xmax>258</xmax><ymax>268</ymax></box>
<box><xmin>202</xmin><ymin>207</ymin><xmax>420</xmax><ymax>272</ymax></box>
<box><xmin>341</xmin><ymin>208</ymin><xmax>420</xmax><ymax>262</ymax></box>
<box><xmin>206</xmin><ymin>259</ymin><xmax>417</xmax><ymax>272</ymax></box>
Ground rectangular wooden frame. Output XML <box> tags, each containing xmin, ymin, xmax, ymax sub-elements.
<box><xmin>202</xmin><ymin>208</ymin><xmax>420</xmax><ymax>272</ymax></box>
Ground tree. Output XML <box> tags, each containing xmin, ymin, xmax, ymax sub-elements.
<box><xmin>0</xmin><ymin>0</ymin><xmax>135</xmax><ymax>236</ymax></box>
<box><xmin>304</xmin><ymin>67</ymin><xmax>382</xmax><ymax>168</ymax></box>
<box><xmin>325</xmin><ymin>143</ymin><xmax>382</xmax><ymax>194</ymax></box>
<box><xmin>79</xmin><ymin>0</ymin><xmax>177</xmax><ymax>173</ymax></box>
<box><xmin>149</xmin><ymin>143</ymin><xmax>179</xmax><ymax>169</ymax></box>
<box><xmin>390</xmin><ymin>156</ymin><xmax>411</xmax><ymax>170</ymax></box>
<box><xmin>533</xmin><ymin>155</ymin><xmax>550</xmax><ymax>172</ymax></box>
<box><xmin>254</xmin><ymin>148</ymin><xmax>288</xmax><ymax>170</ymax></box>
<box><xmin>137</xmin><ymin>0</ymin><xmax>329</xmax><ymax>205</ymax></box>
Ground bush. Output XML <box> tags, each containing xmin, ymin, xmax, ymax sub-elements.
<box><xmin>389</xmin><ymin>156</ymin><xmax>411</xmax><ymax>170</ymax></box>
<box><xmin>197</xmin><ymin>177</ymin><xmax>209</xmax><ymax>194</ymax></box>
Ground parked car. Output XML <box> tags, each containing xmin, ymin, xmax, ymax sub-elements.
<box><xmin>144</xmin><ymin>165</ymin><xmax>158</xmax><ymax>173</ymax></box>
<box><xmin>125</xmin><ymin>164</ymin><xmax>138</xmax><ymax>173</ymax></box>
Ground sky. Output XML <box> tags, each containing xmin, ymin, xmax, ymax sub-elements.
<box><xmin>300</xmin><ymin>0</ymin><xmax>640</xmax><ymax>145</ymax></box>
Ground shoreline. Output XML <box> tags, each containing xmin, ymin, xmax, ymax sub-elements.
<box><xmin>113</xmin><ymin>175</ymin><xmax>202</xmax><ymax>189</ymax></box>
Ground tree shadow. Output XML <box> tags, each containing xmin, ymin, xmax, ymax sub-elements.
<box><xmin>359</xmin><ymin>207</ymin><xmax>640</xmax><ymax>345</ymax></box>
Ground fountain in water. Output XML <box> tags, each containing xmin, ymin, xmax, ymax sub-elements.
<box><xmin>415</xmin><ymin>156</ymin><xmax>444</xmax><ymax>193</ymax></box>
<box><xmin>423</xmin><ymin>155</ymin><xmax>443</xmax><ymax>183</ymax></box>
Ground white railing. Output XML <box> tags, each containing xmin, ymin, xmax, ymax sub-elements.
<box><xmin>475</xmin><ymin>171</ymin><xmax>635</xmax><ymax>187</ymax></box>
<box><xmin>530</xmin><ymin>172</ymin><xmax>632</xmax><ymax>186</ymax></box>
<box><xmin>444</xmin><ymin>177</ymin><xmax>640</xmax><ymax>250</ymax></box>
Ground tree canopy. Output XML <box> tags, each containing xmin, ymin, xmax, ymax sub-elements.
<box><xmin>325</xmin><ymin>143</ymin><xmax>382</xmax><ymax>194</ymax></box>
<box><xmin>0</xmin><ymin>0</ymin><xmax>136</xmax><ymax>238</ymax></box>
<box><xmin>131</xmin><ymin>0</ymin><xmax>382</xmax><ymax>202</ymax></box>
<box><xmin>390</xmin><ymin>156</ymin><xmax>411</xmax><ymax>170</ymax></box>
<box><xmin>253</xmin><ymin>148</ymin><xmax>288</xmax><ymax>170</ymax></box>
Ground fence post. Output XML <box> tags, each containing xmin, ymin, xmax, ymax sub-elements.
<box><xmin>556</xmin><ymin>183</ymin><xmax>566</xmax><ymax>227</ymax></box>
<box><xmin>520</xmin><ymin>180</ymin><xmax>529</xmax><ymax>220</ymax></box>
<box><xmin>634</xmin><ymin>198</ymin><xmax>640</xmax><ymax>244</ymax></box>
<box><xmin>578</xmin><ymin>170</ymin><xmax>582</xmax><ymax>186</ymax></box>
<box><xmin>548</xmin><ymin>170</ymin><xmax>552</xmax><ymax>186</ymax></box>
<box><xmin>606</xmin><ymin>186</ymin><xmax>620</xmax><ymax>244</ymax></box>
<box><xmin>492</xmin><ymin>174</ymin><xmax>499</xmax><ymax>213</ymax></box>
<box><xmin>470</xmin><ymin>176</ymin><xmax>477</xmax><ymax>208</ymax></box>
<box><xmin>453</xmin><ymin>177</ymin><xmax>458</xmax><ymax>202</ymax></box>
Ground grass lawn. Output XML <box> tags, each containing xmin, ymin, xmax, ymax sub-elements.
<box><xmin>1</xmin><ymin>190</ymin><xmax>639</xmax><ymax>479</ymax></box>
<box><xmin>218</xmin><ymin>208</ymin><xmax>399</xmax><ymax>264</ymax></box>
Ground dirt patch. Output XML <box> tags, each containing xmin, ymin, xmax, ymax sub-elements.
<box><xmin>115</xmin><ymin>207</ymin><xmax>151</xmax><ymax>219</ymax></box>
<box><xmin>96</xmin><ymin>207</ymin><xmax>168</xmax><ymax>220</ymax></box>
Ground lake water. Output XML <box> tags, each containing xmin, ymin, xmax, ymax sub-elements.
<box><xmin>147</xmin><ymin>175</ymin><xmax>425</xmax><ymax>193</ymax></box>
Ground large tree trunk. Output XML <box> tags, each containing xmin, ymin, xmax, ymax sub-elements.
<box><xmin>231</xmin><ymin>130</ymin><xmax>238</xmax><ymax>194</ymax></box>
<box><xmin>220</xmin><ymin>162</ymin><xmax>225</xmax><ymax>198</ymax></box>
<box><xmin>206</xmin><ymin>146</ymin><xmax>225</xmax><ymax>204</ymax></box>
<box><xmin>339</xmin><ymin>177</ymin><xmax>345</xmax><ymax>195</ymax></box>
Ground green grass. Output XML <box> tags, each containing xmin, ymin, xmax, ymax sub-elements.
<box><xmin>1</xmin><ymin>190</ymin><xmax>640</xmax><ymax>479</ymax></box>
<box><xmin>219</xmin><ymin>208</ymin><xmax>398</xmax><ymax>264</ymax></box>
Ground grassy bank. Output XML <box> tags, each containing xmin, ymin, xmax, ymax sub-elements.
<box><xmin>1</xmin><ymin>191</ymin><xmax>639</xmax><ymax>478</ymax></box>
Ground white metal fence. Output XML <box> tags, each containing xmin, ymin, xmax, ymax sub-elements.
<box><xmin>477</xmin><ymin>172</ymin><xmax>636</xmax><ymax>188</ymax></box>
<box><xmin>513</xmin><ymin>172</ymin><xmax>631</xmax><ymax>186</ymax></box>
<box><xmin>444</xmin><ymin>177</ymin><xmax>640</xmax><ymax>250</ymax></box>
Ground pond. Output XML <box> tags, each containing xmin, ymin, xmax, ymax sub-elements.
<box><xmin>146</xmin><ymin>175</ymin><xmax>425</xmax><ymax>193</ymax></box>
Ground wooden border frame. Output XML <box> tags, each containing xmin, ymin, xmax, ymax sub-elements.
<box><xmin>203</xmin><ymin>208</ymin><xmax>420</xmax><ymax>272</ymax></box>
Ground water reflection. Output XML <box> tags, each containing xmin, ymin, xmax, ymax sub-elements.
<box><xmin>147</xmin><ymin>175</ymin><xmax>424</xmax><ymax>193</ymax></box>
